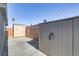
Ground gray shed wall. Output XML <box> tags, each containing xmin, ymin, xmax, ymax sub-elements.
<box><xmin>0</xmin><ymin>16</ymin><xmax>6</xmax><ymax>55</ymax></box>
<box><xmin>0</xmin><ymin>4</ymin><xmax>8</xmax><ymax>55</ymax></box>
<box><xmin>39</xmin><ymin>16</ymin><xmax>79</xmax><ymax>56</ymax></box>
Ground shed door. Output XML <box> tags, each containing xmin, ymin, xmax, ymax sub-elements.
<box><xmin>39</xmin><ymin>23</ymin><xmax>53</xmax><ymax>55</ymax></box>
<box><xmin>74</xmin><ymin>18</ymin><xmax>79</xmax><ymax>56</ymax></box>
<box><xmin>51</xmin><ymin>20</ymin><xmax>72</xmax><ymax>56</ymax></box>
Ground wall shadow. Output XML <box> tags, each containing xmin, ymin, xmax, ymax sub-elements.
<box><xmin>27</xmin><ymin>38</ymin><xmax>39</xmax><ymax>49</ymax></box>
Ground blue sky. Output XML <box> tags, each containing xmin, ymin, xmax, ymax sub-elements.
<box><xmin>7</xmin><ymin>3</ymin><xmax>79</xmax><ymax>27</ymax></box>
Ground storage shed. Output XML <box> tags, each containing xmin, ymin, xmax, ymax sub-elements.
<box><xmin>0</xmin><ymin>3</ymin><xmax>8</xmax><ymax>55</ymax></box>
<box><xmin>39</xmin><ymin>16</ymin><xmax>79</xmax><ymax>56</ymax></box>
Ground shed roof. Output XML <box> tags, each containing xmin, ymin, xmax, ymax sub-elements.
<box><xmin>39</xmin><ymin>16</ymin><xmax>79</xmax><ymax>25</ymax></box>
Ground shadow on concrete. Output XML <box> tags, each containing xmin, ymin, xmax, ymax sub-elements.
<box><xmin>27</xmin><ymin>39</ymin><xmax>39</xmax><ymax>49</ymax></box>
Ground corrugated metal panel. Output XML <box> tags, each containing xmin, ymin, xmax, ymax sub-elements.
<box><xmin>39</xmin><ymin>23</ymin><xmax>52</xmax><ymax>55</ymax></box>
<box><xmin>74</xmin><ymin>18</ymin><xmax>79</xmax><ymax>56</ymax></box>
<box><xmin>51</xmin><ymin>20</ymin><xmax>72</xmax><ymax>56</ymax></box>
<box><xmin>0</xmin><ymin>4</ymin><xmax>8</xmax><ymax>26</ymax></box>
<box><xmin>0</xmin><ymin>3</ymin><xmax>7</xmax><ymax>55</ymax></box>
<box><xmin>49</xmin><ymin>23</ymin><xmax>55</xmax><ymax>56</ymax></box>
<box><xmin>0</xmin><ymin>21</ymin><xmax>5</xmax><ymax>55</ymax></box>
<box><xmin>39</xmin><ymin>16</ymin><xmax>79</xmax><ymax>56</ymax></box>
<box><xmin>0</xmin><ymin>3</ymin><xmax>7</xmax><ymax>8</ymax></box>
<box><xmin>39</xmin><ymin>19</ymin><xmax>72</xmax><ymax>56</ymax></box>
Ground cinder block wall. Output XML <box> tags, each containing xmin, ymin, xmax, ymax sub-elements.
<box><xmin>25</xmin><ymin>25</ymin><xmax>39</xmax><ymax>40</ymax></box>
<box><xmin>6</xmin><ymin>25</ymin><xmax>39</xmax><ymax>40</ymax></box>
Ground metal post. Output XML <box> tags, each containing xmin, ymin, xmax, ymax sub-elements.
<box><xmin>12</xmin><ymin>18</ymin><xmax>15</xmax><ymax>38</ymax></box>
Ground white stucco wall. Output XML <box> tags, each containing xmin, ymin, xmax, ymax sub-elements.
<box><xmin>14</xmin><ymin>24</ymin><xmax>26</xmax><ymax>37</ymax></box>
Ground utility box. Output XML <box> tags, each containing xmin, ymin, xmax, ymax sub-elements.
<box><xmin>39</xmin><ymin>16</ymin><xmax>79</xmax><ymax>56</ymax></box>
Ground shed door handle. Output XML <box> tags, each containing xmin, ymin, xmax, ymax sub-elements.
<box><xmin>49</xmin><ymin>32</ymin><xmax>54</xmax><ymax>40</ymax></box>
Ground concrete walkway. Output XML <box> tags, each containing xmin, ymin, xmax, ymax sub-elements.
<box><xmin>8</xmin><ymin>37</ymin><xmax>46</xmax><ymax>56</ymax></box>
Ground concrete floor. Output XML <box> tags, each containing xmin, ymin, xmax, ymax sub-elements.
<box><xmin>8</xmin><ymin>37</ymin><xmax>46</xmax><ymax>56</ymax></box>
